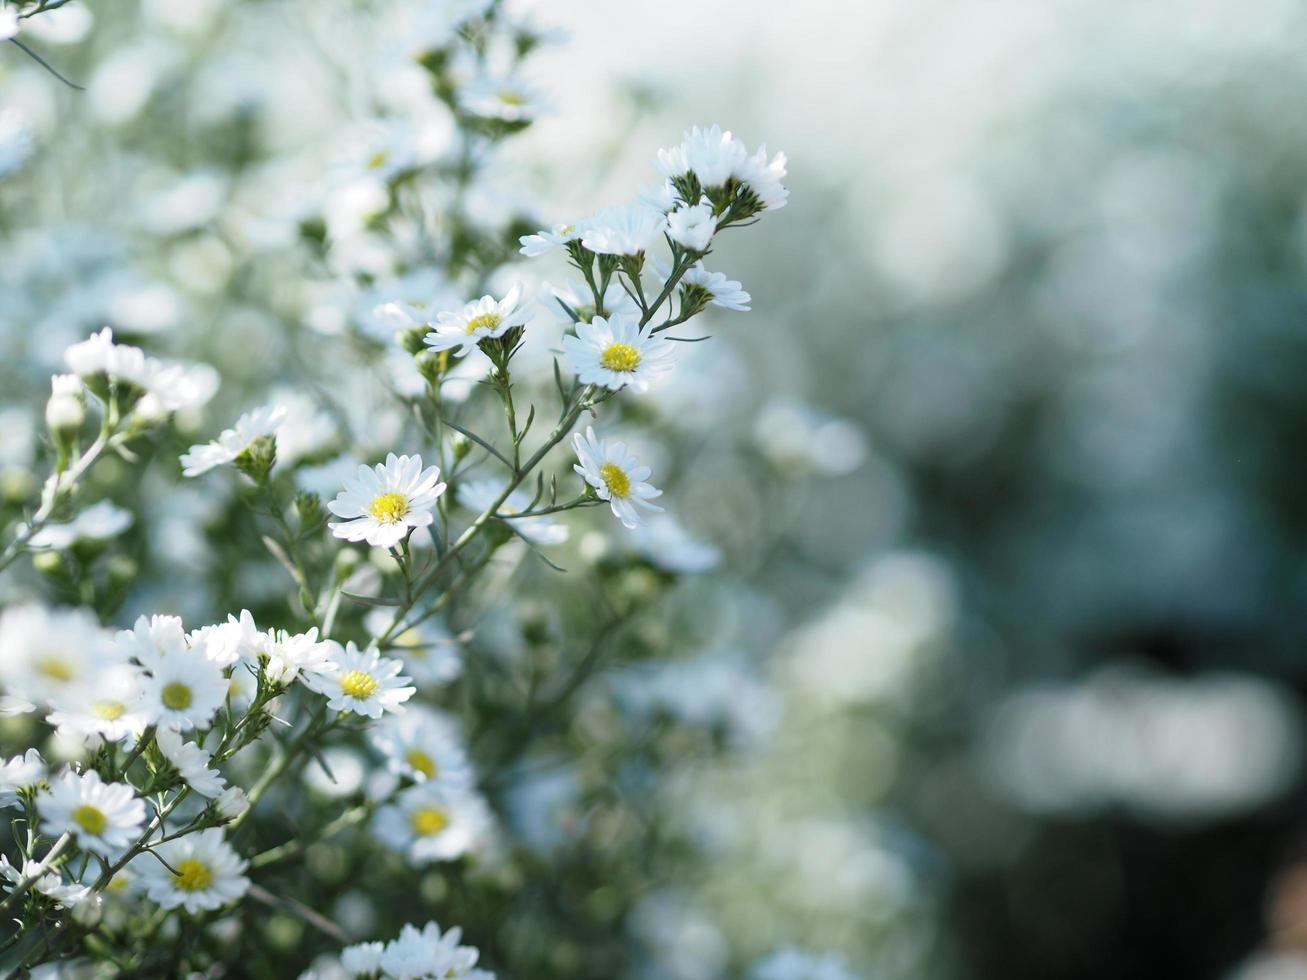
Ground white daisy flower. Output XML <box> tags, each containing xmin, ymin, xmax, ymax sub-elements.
<box><xmin>663</xmin><ymin>259</ymin><xmax>751</xmax><ymax>312</ymax></box>
<box><xmin>0</xmin><ymin>604</ymin><xmax>120</xmax><ymax>715</ymax></box>
<box><xmin>371</xmin><ymin>707</ymin><xmax>474</xmax><ymax>789</ymax></box>
<box><xmin>327</xmin><ymin>453</ymin><xmax>447</xmax><ymax>549</ymax></box>
<box><xmin>46</xmin><ymin>663</ymin><xmax>150</xmax><ymax>745</ymax></box>
<box><xmin>258</xmin><ymin>626</ymin><xmax>337</xmax><ymax>688</ymax></box>
<box><xmin>187</xmin><ymin>609</ymin><xmax>260</xmax><ymax>670</ymax></box>
<box><xmin>137</xmin><ymin>645</ymin><xmax>227</xmax><ymax>732</ymax></box>
<box><xmin>457</xmin><ymin>72</ymin><xmax>547</xmax><ymax>123</ymax></box>
<box><xmin>180</xmin><ymin>404</ymin><xmax>287</xmax><ymax>478</ymax></box>
<box><xmin>380</xmin><ymin>921</ymin><xmax>489</xmax><ymax>980</ymax></box>
<box><xmin>302</xmin><ymin>642</ymin><xmax>414</xmax><ymax>720</ymax></box>
<box><xmin>0</xmin><ymin>853</ymin><xmax>92</xmax><ymax>909</ymax></box>
<box><xmin>456</xmin><ymin>479</ymin><xmax>568</xmax><ymax>547</ymax></box>
<box><xmin>114</xmin><ymin>614</ymin><xmax>190</xmax><ymax>669</ymax></box>
<box><xmin>340</xmin><ymin>941</ymin><xmax>385</xmax><ymax>976</ymax></box>
<box><xmin>364</xmin><ymin>612</ymin><xmax>463</xmax><ymax>688</ymax></box>
<box><xmin>62</xmin><ymin>328</ymin><xmax>217</xmax><ymax>413</ymax></box>
<box><xmin>38</xmin><ymin>769</ymin><xmax>145</xmax><ymax>856</ymax></box>
<box><xmin>0</xmin><ymin>749</ymin><xmax>46</xmax><ymax>809</ymax></box>
<box><xmin>519</xmin><ymin>222</ymin><xmax>581</xmax><ymax>258</ymax></box>
<box><xmin>562</xmin><ymin>313</ymin><xmax>676</xmax><ymax>393</ymax></box>
<box><xmin>659</xmin><ymin>125</ymin><xmax>748</xmax><ymax>188</ymax></box>
<box><xmin>665</xmin><ymin>200</ymin><xmax>718</xmax><ymax>251</ymax></box>
<box><xmin>733</xmin><ymin>144</ymin><xmax>789</xmax><ymax>212</ymax></box>
<box><xmin>28</xmin><ymin>499</ymin><xmax>133</xmax><ymax>551</ymax></box>
<box><xmin>572</xmin><ymin>427</ymin><xmax>663</xmax><ymax>530</ymax></box>
<box><xmin>155</xmin><ymin>728</ymin><xmax>226</xmax><ymax>798</ymax></box>
<box><xmin>628</xmin><ymin>514</ymin><xmax>721</xmax><ymax>575</ymax></box>
<box><xmin>63</xmin><ymin>326</ymin><xmax>120</xmax><ymax>378</ymax></box>
<box><xmin>579</xmin><ymin>203</ymin><xmax>667</xmax><ymax>257</ymax></box>
<box><xmin>423</xmin><ymin>284</ymin><xmax>532</xmax><ymax>359</ymax></box>
<box><xmin>133</xmin><ymin>827</ymin><xmax>249</xmax><ymax>913</ymax></box>
<box><xmin>372</xmin><ymin>783</ymin><xmax>492</xmax><ymax>864</ymax></box>
<box><xmin>637</xmin><ymin>180</ymin><xmax>679</xmax><ymax>213</ymax></box>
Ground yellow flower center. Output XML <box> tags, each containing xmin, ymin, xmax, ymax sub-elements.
<box><xmin>173</xmin><ymin>858</ymin><xmax>212</xmax><ymax>892</ymax></box>
<box><xmin>72</xmin><ymin>804</ymin><xmax>106</xmax><ymax>835</ymax></box>
<box><xmin>105</xmin><ymin>874</ymin><xmax>129</xmax><ymax>894</ymax></box>
<box><xmin>161</xmin><ymin>682</ymin><xmax>193</xmax><ymax>710</ymax></box>
<box><xmin>599</xmin><ymin>342</ymin><xmax>641</xmax><ymax>373</ymax></box>
<box><xmin>340</xmin><ymin>670</ymin><xmax>379</xmax><ymax>700</ymax></box>
<box><xmin>35</xmin><ymin>656</ymin><xmax>74</xmax><ymax>682</ymax></box>
<box><xmin>411</xmin><ymin>807</ymin><xmax>449</xmax><ymax>836</ymax></box>
<box><xmin>406</xmin><ymin>750</ymin><xmax>437</xmax><ymax>778</ymax></box>
<box><xmin>465</xmin><ymin>312</ymin><xmax>502</xmax><ymax>335</ymax></box>
<box><xmin>367</xmin><ymin>149</ymin><xmax>388</xmax><ymax>169</ymax></box>
<box><xmin>396</xmin><ymin>627</ymin><xmax>422</xmax><ymax>649</ymax></box>
<box><xmin>498</xmin><ymin>90</ymin><xmax>526</xmax><ymax>106</ymax></box>
<box><xmin>93</xmin><ymin>700</ymin><xmax>126</xmax><ymax>720</ymax></box>
<box><xmin>600</xmin><ymin>463</ymin><xmax>631</xmax><ymax>499</ymax></box>
<box><xmin>369</xmin><ymin>492</ymin><xmax>409</xmax><ymax>523</ymax></box>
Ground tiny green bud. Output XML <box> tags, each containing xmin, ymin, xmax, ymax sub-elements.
<box><xmin>31</xmin><ymin>550</ymin><xmax>66</xmax><ymax>577</ymax></box>
<box><xmin>234</xmin><ymin>435</ymin><xmax>278</xmax><ymax>483</ymax></box>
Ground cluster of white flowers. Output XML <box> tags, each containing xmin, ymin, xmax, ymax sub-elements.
<box><xmin>335</xmin><ymin>920</ymin><xmax>492</xmax><ymax>979</ymax></box>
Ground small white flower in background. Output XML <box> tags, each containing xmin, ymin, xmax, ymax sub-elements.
<box><xmin>665</xmin><ymin>200</ymin><xmax>717</xmax><ymax>251</ymax></box>
<box><xmin>327</xmin><ymin>453</ymin><xmax>447</xmax><ymax>549</ymax></box>
<box><xmin>637</xmin><ymin>180</ymin><xmax>678</xmax><ymax>213</ymax></box>
<box><xmin>542</xmin><ymin>280</ymin><xmax>638</xmax><ymax>325</ymax></box>
<box><xmin>213</xmin><ymin>786</ymin><xmax>249</xmax><ymax>823</ymax></box>
<box><xmin>660</xmin><ymin>259</ymin><xmax>752</xmax><ymax>312</ymax></box>
<box><xmin>46</xmin><ymin>663</ymin><xmax>149</xmax><ymax>745</ymax></box>
<box><xmin>340</xmin><ymin>941</ymin><xmax>385</xmax><ymax>976</ymax></box>
<box><xmin>188</xmin><ymin>609</ymin><xmax>260</xmax><ymax>669</ymax></box>
<box><xmin>0</xmin><ymin>853</ymin><xmax>91</xmax><ymax>908</ymax></box>
<box><xmin>270</xmin><ymin>388</ymin><xmax>337</xmax><ymax>464</ymax></box>
<box><xmin>302</xmin><ymin>641</ymin><xmax>415</xmax><ymax>719</ymax></box>
<box><xmin>63</xmin><ymin>327</ymin><xmax>120</xmax><ymax>378</ymax></box>
<box><xmin>38</xmin><ymin>769</ymin><xmax>145</xmax><ymax>856</ymax></box>
<box><xmin>579</xmin><ymin>203</ymin><xmax>667</xmax><ymax>257</ymax></box>
<box><xmin>0</xmin><ymin>749</ymin><xmax>46</xmax><ymax>808</ymax></box>
<box><xmin>180</xmin><ymin>403</ymin><xmax>287</xmax><ymax>478</ymax></box>
<box><xmin>137</xmin><ymin>643</ymin><xmax>227</xmax><ymax>732</ymax></box>
<box><xmin>133</xmin><ymin>827</ymin><xmax>249</xmax><ymax>914</ymax></box>
<box><xmin>379</xmin><ymin>921</ymin><xmax>491</xmax><ymax>979</ymax></box>
<box><xmin>734</xmin><ymin>143</ymin><xmax>789</xmax><ymax>212</ymax></box>
<box><xmin>332</xmin><ymin>117</ymin><xmax>427</xmax><ymax>185</ymax></box>
<box><xmin>518</xmin><ymin>222</ymin><xmax>581</xmax><ymax>258</ymax></box>
<box><xmin>29</xmin><ymin>499</ymin><xmax>134</xmax><ymax>550</ymax></box>
<box><xmin>457</xmin><ymin>72</ymin><xmax>546</xmax><ymax>123</ymax></box>
<box><xmin>0</xmin><ymin>604</ymin><xmax>120</xmax><ymax>716</ymax></box>
<box><xmin>572</xmin><ymin>427</ymin><xmax>663</xmax><ymax>530</ymax></box>
<box><xmin>423</xmin><ymin>284</ymin><xmax>532</xmax><ymax>359</ymax></box>
<box><xmin>563</xmin><ymin>313</ymin><xmax>676</xmax><ymax>393</ymax></box>
<box><xmin>663</xmin><ymin>124</ymin><xmax>748</xmax><ymax>188</ymax></box>
<box><xmin>155</xmin><ymin>728</ymin><xmax>226</xmax><ymax>797</ymax></box>
<box><xmin>114</xmin><ymin>613</ymin><xmax>190</xmax><ymax>668</ymax></box>
<box><xmin>364</xmin><ymin>611</ymin><xmax>463</xmax><ymax>687</ymax></box>
<box><xmin>371</xmin><ymin>706</ymin><xmax>475</xmax><ymax>789</ymax></box>
<box><xmin>750</xmin><ymin>946</ymin><xmax>861</xmax><ymax>980</ymax></box>
<box><xmin>628</xmin><ymin>514</ymin><xmax>721</xmax><ymax>575</ymax></box>
<box><xmin>45</xmin><ymin>373</ymin><xmax>85</xmax><ymax>434</ymax></box>
<box><xmin>62</xmin><ymin>328</ymin><xmax>217</xmax><ymax>413</ymax></box>
<box><xmin>0</xmin><ymin>6</ymin><xmax>19</xmax><ymax>42</ymax></box>
<box><xmin>373</xmin><ymin>782</ymin><xmax>493</xmax><ymax>864</ymax></box>
<box><xmin>257</xmin><ymin>626</ymin><xmax>336</xmax><ymax>687</ymax></box>
<box><xmin>456</xmin><ymin>479</ymin><xmax>568</xmax><ymax>547</ymax></box>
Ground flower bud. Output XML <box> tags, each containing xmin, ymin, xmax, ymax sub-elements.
<box><xmin>214</xmin><ymin>786</ymin><xmax>250</xmax><ymax>823</ymax></box>
<box><xmin>234</xmin><ymin>434</ymin><xmax>278</xmax><ymax>483</ymax></box>
<box><xmin>45</xmin><ymin>374</ymin><xmax>85</xmax><ymax>463</ymax></box>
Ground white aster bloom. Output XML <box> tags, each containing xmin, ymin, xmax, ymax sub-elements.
<box><xmin>733</xmin><ymin>144</ymin><xmax>789</xmax><ymax>212</ymax></box>
<box><xmin>637</xmin><ymin>180</ymin><xmax>679</xmax><ymax>213</ymax></box>
<box><xmin>257</xmin><ymin>627</ymin><xmax>336</xmax><ymax>687</ymax></box>
<box><xmin>187</xmin><ymin>609</ymin><xmax>260</xmax><ymax>670</ymax></box>
<box><xmin>519</xmin><ymin>222</ymin><xmax>581</xmax><ymax>258</ymax></box>
<box><xmin>63</xmin><ymin>328</ymin><xmax>217</xmax><ymax>412</ymax></box>
<box><xmin>302</xmin><ymin>642</ymin><xmax>415</xmax><ymax>719</ymax></box>
<box><xmin>665</xmin><ymin>200</ymin><xmax>717</xmax><ymax>251</ymax></box>
<box><xmin>562</xmin><ymin>313</ymin><xmax>675</xmax><ymax>393</ymax></box>
<box><xmin>456</xmin><ymin>479</ymin><xmax>568</xmax><ymax>547</ymax></box>
<box><xmin>543</xmin><ymin>280</ymin><xmax>638</xmax><ymax>326</ymax></box>
<box><xmin>137</xmin><ymin>645</ymin><xmax>227</xmax><ymax>732</ymax></box>
<box><xmin>628</xmin><ymin>514</ymin><xmax>721</xmax><ymax>574</ymax></box>
<box><xmin>371</xmin><ymin>706</ymin><xmax>475</xmax><ymax>789</ymax></box>
<box><xmin>180</xmin><ymin>403</ymin><xmax>287</xmax><ymax>478</ymax></box>
<box><xmin>0</xmin><ymin>853</ymin><xmax>91</xmax><ymax>908</ymax></box>
<box><xmin>674</xmin><ymin>259</ymin><xmax>752</xmax><ymax>311</ymax></box>
<box><xmin>0</xmin><ymin>604</ymin><xmax>120</xmax><ymax>715</ymax></box>
<box><xmin>572</xmin><ymin>427</ymin><xmax>663</xmax><ymax>530</ymax></box>
<box><xmin>155</xmin><ymin>728</ymin><xmax>226</xmax><ymax>797</ymax></box>
<box><xmin>114</xmin><ymin>613</ymin><xmax>190</xmax><ymax>669</ymax></box>
<box><xmin>579</xmin><ymin>203</ymin><xmax>667</xmax><ymax>257</ymax></box>
<box><xmin>373</xmin><ymin>783</ymin><xmax>492</xmax><ymax>864</ymax></box>
<box><xmin>134</xmin><ymin>827</ymin><xmax>249</xmax><ymax>913</ymax></box>
<box><xmin>457</xmin><ymin>72</ymin><xmax>547</xmax><ymax>123</ymax></box>
<box><xmin>423</xmin><ymin>284</ymin><xmax>532</xmax><ymax>359</ymax></box>
<box><xmin>38</xmin><ymin>769</ymin><xmax>145</xmax><ymax>856</ymax></box>
<box><xmin>0</xmin><ymin>749</ymin><xmax>46</xmax><ymax>808</ymax></box>
<box><xmin>213</xmin><ymin>786</ymin><xmax>249</xmax><ymax>823</ymax></box>
<box><xmin>29</xmin><ymin>500</ymin><xmax>134</xmax><ymax>550</ymax></box>
<box><xmin>380</xmin><ymin>921</ymin><xmax>489</xmax><ymax>980</ymax></box>
<box><xmin>328</xmin><ymin>453</ymin><xmax>447</xmax><ymax>549</ymax></box>
<box><xmin>46</xmin><ymin>663</ymin><xmax>150</xmax><ymax>745</ymax></box>
<box><xmin>678</xmin><ymin>124</ymin><xmax>749</xmax><ymax>188</ymax></box>
<box><xmin>340</xmin><ymin>941</ymin><xmax>385</xmax><ymax>976</ymax></box>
